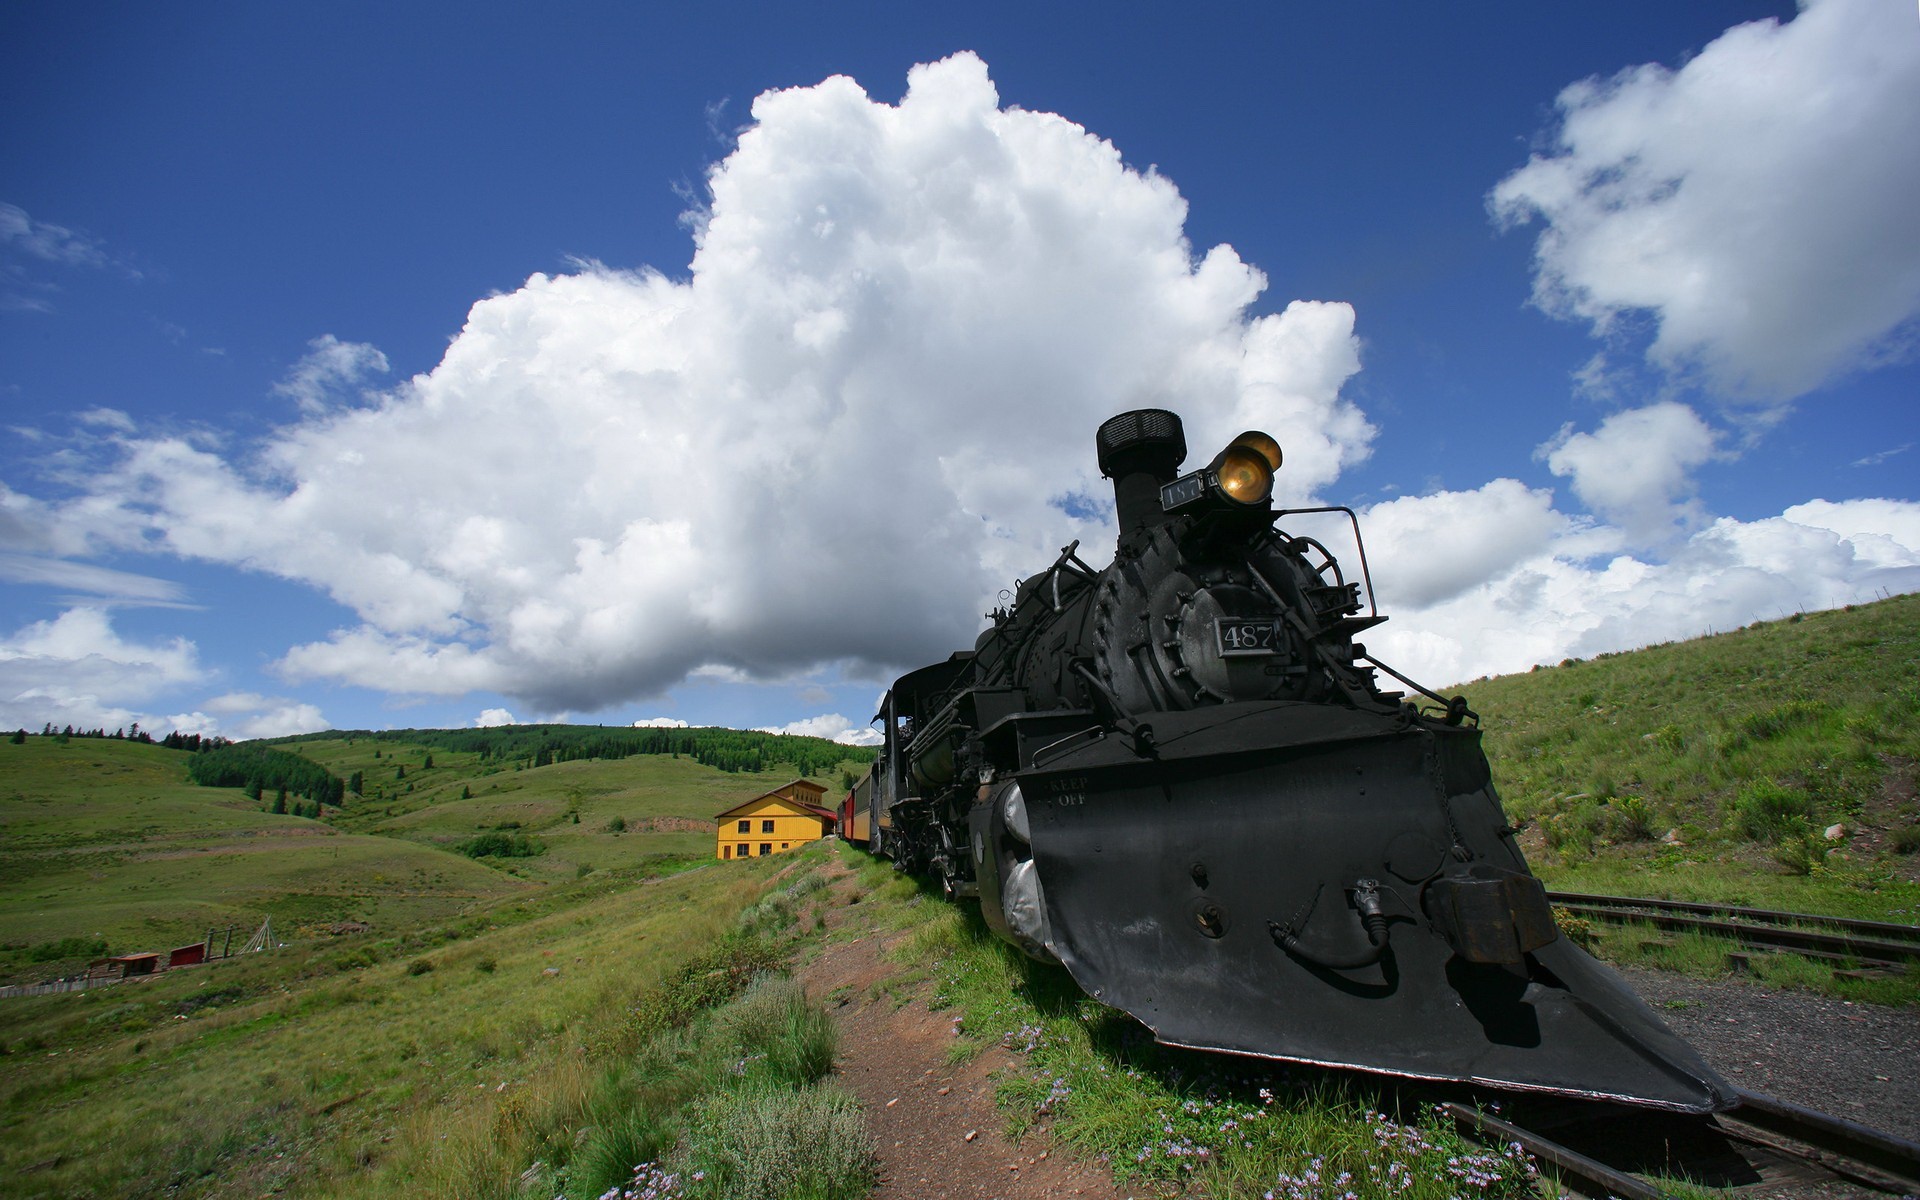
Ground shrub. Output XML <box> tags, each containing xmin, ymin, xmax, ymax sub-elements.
<box><xmin>457</xmin><ymin>831</ymin><xmax>547</xmax><ymax>859</ymax></box>
<box><xmin>29</xmin><ymin>935</ymin><xmax>108</xmax><ymax>963</ymax></box>
<box><xmin>406</xmin><ymin>958</ymin><xmax>434</xmax><ymax>976</ymax></box>
<box><xmin>1739</xmin><ymin>699</ymin><xmax>1829</xmax><ymax>743</ymax></box>
<box><xmin>683</xmin><ymin>1084</ymin><xmax>875</xmax><ymax>1200</ymax></box>
<box><xmin>1771</xmin><ymin>833</ymin><xmax>1828</xmax><ymax>876</ymax></box>
<box><xmin>1552</xmin><ymin>907</ymin><xmax>1597</xmax><ymax>949</ymax></box>
<box><xmin>1544</xmin><ymin>798</ymin><xmax>1605</xmax><ymax>857</ymax></box>
<box><xmin>573</xmin><ymin>1108</ymin><xmax>680</xmax><ymax>1200</ymax></box>
<box><xmin>718</xmin><ymin>975</ymin><xmax>837</xmax><ymax>1088</ymax></box>
<box><xmin>1607</xmin><ymin>795</ymin><xmax>1655</xmax><ymax>843</ymax></box>
<box><xmin>1891</xmin><ymin>825</ymin><xmax>1920</xmax><ymax>855</ymax></box>
<box><xmin>1729</xmin><ymin>778</ymin><xmax>1813</xmax><ymax>842</ymax></box>
<box><xmin>607</xmin><ymin>815</ymin><xmax>627</xmax><ymax>833</ymax></box>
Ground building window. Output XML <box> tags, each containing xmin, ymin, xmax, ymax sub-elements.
<box><xmin>722</xmin><ymin>845</ymin><xmax>731</xmax><ymax>859</ymax></box>
<box><xmin>761</xmin><ymin>819</ymin><xmax>775</xmax><ymax>833</ymax></box>
<box><xmin>759</xmin><ymin>843</ymin><xmax>773</xmax><ymax>856</ymax></box>
<box><xmin>781</xmin><ymin>842</ymin><xmax>789</xmax><ymax>849</ymax></box>
<box><xmin>737</xmin><ymin>819</ymin><xmax>750</xmax><ymax>833</ymax></box>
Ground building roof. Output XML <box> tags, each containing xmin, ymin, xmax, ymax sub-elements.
<box><xmin>715</xmin><ymin>782</ymin><xmax>840</xmax><ymax>826</ymax></box>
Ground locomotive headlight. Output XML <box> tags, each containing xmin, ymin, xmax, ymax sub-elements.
<box><xmin>1212</xmin><ymin>444</ymin><xmax>1274</xmax><ymax>506</ymax></box>
<box><xmin>1158</xmin><ymin>429</ymin><xmax>1284</xmax><ymax>514</ymax></box>
<box><xmin>1230</xmin><ymin>430</ymin><xmax>1283</xmax><ymax>473</ymax></box>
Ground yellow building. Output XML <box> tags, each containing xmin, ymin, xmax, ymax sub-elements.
<box><xmin>715</xmin><ymin>780</ymin><xmax>835</xmax><ymax>861</ymax></box>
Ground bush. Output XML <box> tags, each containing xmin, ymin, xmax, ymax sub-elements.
<box><xmin>456</xmin><ymin>831</ymin><xmax>546</xmax><ymax>859</ymax></box>
<box><xmin>1608</xmin><ymin>795</ymin><xmax>1655</xmax><ymax>843</ymax></box>
<box><xmin>1544</xmin><ymin>798</ymin><xmax>1604</xmax><ymax>857</ymax></box>
<box><xmin>1771</xmin><ymin>833</ymin><xmax>1828</xmax><ymax>876</ymax></box>
<box><xmin>573</xmin><ymin>1108</ymin><xmax>680</xmax><ymax>1200</ymax></box>
<box><xmin>1729</xmin><ymin>778</ymin><xmax>1813</xmax><ymax>842</ymax></box>
<box><xmin>718</xmin><ymin>975</ymin><xmax>837</xmax><ymax>1089</ymax></box>
<box><xmin>1552</xmin><ymin>908</ymin><xmax>1597</xmax><ymax>949</ymax></box>
<box><xmin>28</xmin><ymin>935</ymin><xmax>108</xmax><ymax>963</ymax></box>
<box><xmin>684</xmin><ymin>1084</ymin><xmax>875</xmax><ymax>1200</ymax></box>
<box><xmin>406</xmin><ymin>958</ymin><xmax>435</xmax><ymax>976</ymax></box>
<box><xmin>1739</xmin><ymin>699</ymin><xmax>1829</xmax><ymax>743</ymax></box>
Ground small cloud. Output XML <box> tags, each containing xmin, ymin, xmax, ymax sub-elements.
<box><xmin>1</xmin><ymin>202</ymin><xmax>110</xmax><ymax>269</ymax></box>
<box><xmin>0</xmin><ymin>554</ymin><xmax>188</xmax><ymax>605</ymax></box>
<box><xmin>76</xmin><ymin>408</ymin><xmax>135</xmax><ymax>433</ymax></box>
<box><xmin>272</xmin><ymin>334</ymin><xmax>390</xmax><ymax>414</ymax></box>
<box><xmin>204</xmin><ymin>692</ymin><xmax>270</xmax><ymax>715</ymax></box>
<box><xmin>474</xmin><ymin>707</ymin><xmax>519</xmax><ymax>727</ymax></box>
<box><xmin>1853</xmin><ymin>443</ymin><xmax>1912</xmax><ymax>468</ymax></box>
<box><xmin>632</xmin><ymin>716</ymin><xmax>689</xmax><ymax>728</ymax></box>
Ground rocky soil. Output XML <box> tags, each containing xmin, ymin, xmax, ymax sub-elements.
<box><xmin>1616</xmin><ymin>964</ymin><xmax>1920</xmax><ymax>1143</ymax></box>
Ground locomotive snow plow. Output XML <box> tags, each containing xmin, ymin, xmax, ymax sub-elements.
<box><xmin>976</xmin><ymin>703</ymin><xmax>1733</xmax><ymax>1111</ymax></box>
<box><xmin>851</xmin><ymin>409</ymin><xmax>1736</xmax><ymax>1114</ymax></box>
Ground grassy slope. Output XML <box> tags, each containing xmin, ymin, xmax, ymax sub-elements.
<box><xmin>0</xmin><ymin>735</ymin><xmax>872</xmax><ymax>1199</ymax></box>
<box><xmin>1449</xmin><ymin>592</ymin><xmax>1920</xmax><ymax>919</ymax></box>
<box><xmin>0</xmin><ymin>851</ymin><xmax>802</xmax><ymax>1199</ymax></box>
<box><xmin>0</xmin><ymin>738</ymin><xmax>524</xmax><ymax>982</ymax></box>
<box><xmin>290</xmin><ymin>737</ymin><xmax>865</xmax><ymax>881</ymax></box>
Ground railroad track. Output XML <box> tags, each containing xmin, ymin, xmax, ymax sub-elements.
<box><xmin>1447</xmin><ymin>1087</ymin><xmax>1920</xmax><ymax>1199</ymax></box>
<box><xmin>1547</xmin><ymin>890</ymin><xmax>1920</xmax><ymax>971</ymax></box>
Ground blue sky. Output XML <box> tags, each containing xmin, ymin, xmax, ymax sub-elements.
<box><xmin>3</xmin><ymin>1</ymin><xmax>1917</xmax><ymax>743</ymax></box>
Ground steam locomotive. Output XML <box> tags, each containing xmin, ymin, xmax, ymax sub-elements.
<box><xmin>840</xmin><ymin>409</ymin><xmax>1732</xmax><ymax>1113</ymax></box>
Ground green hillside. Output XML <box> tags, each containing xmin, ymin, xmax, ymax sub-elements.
<box><xmin>1452</xmin><ymin>592</ymin><xmax>1920</xmax><ymax>917</ymax></box>
<box><xmin>280</xmin><ymin>731</ymin><xmax>871</xmax><ymax>883</ymax></box>
<box><xmin>0</xmin><ymin>738</ymin><xmax>525</xmax><ymax>984</ymax></box>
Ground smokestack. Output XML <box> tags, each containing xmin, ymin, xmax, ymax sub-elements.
<box><xmin>1096</xmin><ymin>409</ymin><xmax>1186</xmax><ymax>535</ymax></box>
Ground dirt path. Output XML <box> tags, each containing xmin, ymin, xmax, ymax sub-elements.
<box><xmin>795</xmin><ymin>868</ymin><xmax>1139</xmax><ymax>1200</ymax></box>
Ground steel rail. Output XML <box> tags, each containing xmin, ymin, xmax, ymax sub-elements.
<box><xmin>1442</xmin><ymin>1102</ymin><xmax>1669</xmax><ymax>1200</ymax></box>
<box><xmin>1725</xmin><ymin>1088</ymin><xmax>1920</xmax><ymax>1190</ymax></box>
<box><xmin>1547</xmin><ymin>891</ymin><xmax>1920</xmax><ymax>943</ymax></box>
<box><xmin>1547</xmin><ymin>894</ymin><xmax>1920</xmax><ymax>965</ymax></box>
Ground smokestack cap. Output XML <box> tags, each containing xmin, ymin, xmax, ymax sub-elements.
<box><xmin>1096</xmin><ymin>409</ymin><xmax>1186</xmax><ymax>479</ymax></box>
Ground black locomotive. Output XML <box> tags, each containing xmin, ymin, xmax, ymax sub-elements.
<box><xmin>841</xmin><ymin>409</ymin><xmax>1732</xmax><ymax>1112</ymax></box>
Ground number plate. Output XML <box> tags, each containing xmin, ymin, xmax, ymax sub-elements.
<box><xmin>1214</xmin><ymin>618</ymin><xmax>1284</xmax><ymax>656</ymax></box>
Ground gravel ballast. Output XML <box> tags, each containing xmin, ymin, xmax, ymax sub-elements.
<box><xmin>1617</xmin><ymin>965</ymin><xmax>1920</xmax><ymax>1143</ymax></box>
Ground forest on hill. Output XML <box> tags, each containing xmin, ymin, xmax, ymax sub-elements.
<box><xmin>270</xmin><ymin>722</ymin><xmax>871</xmax><ymax>777</ymax></box>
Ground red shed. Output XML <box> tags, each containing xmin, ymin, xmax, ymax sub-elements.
<box><xmin>168</xmin><ymin>943</ymin><xmax>206</xmax><ymax>969</ymax></box>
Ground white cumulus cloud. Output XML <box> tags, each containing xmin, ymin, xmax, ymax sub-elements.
<box><xmin>0</xmin><ymin>607</ymin><xmax>201</xmax><ymax>732</ymax></box>
<box><xmin>1491</xmin><ymin>0</ymin><xmax>1920</xmax><ymax>403</ymax></box>
<box><xmin>1365</xmin><ymin>496</ymin><xmax>1920</xmax><ymax>688</ymax></box>
<box><xmin>1540</xmin><ymin>402</ymin><xmax>1721</xmax><ymax>540</ymax></box>
<box><xmin>632</xmin><ymin>716</ymin><xmax>689</xmax><ymax>728</ymax></box>
<box><xmin>30</xmin><ymin>53</ymin><xmax>1370</xmax><ymax>715</ymax></box>
<box><xmin>756</xmin><ymin>712</ymin><xmax>882</xmax><ymax>746</ymax></box>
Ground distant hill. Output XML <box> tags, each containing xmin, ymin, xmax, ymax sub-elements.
<box><xmin>278</xmin><ymin>733</ymin><xmax>872</xmax><ymax>883</ymax></box>
<box><xmin>269</xmin><ymin>722</ymin><xmax>872</xmax><ymax>776</ymax></box>
<box><xmin>1449</xmin><ymin>592</ymin><xmax>1919</xmax><ymax>892</ymax></box>
<box><xmin>0</xmin><ymin>737</ymin><xmax>524</xmax><ymax>984</ymax></box>
<box><xmin>0</xmin><ymin>723</ymin><xmax>876</xmax><ymax>983</ymax></box>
